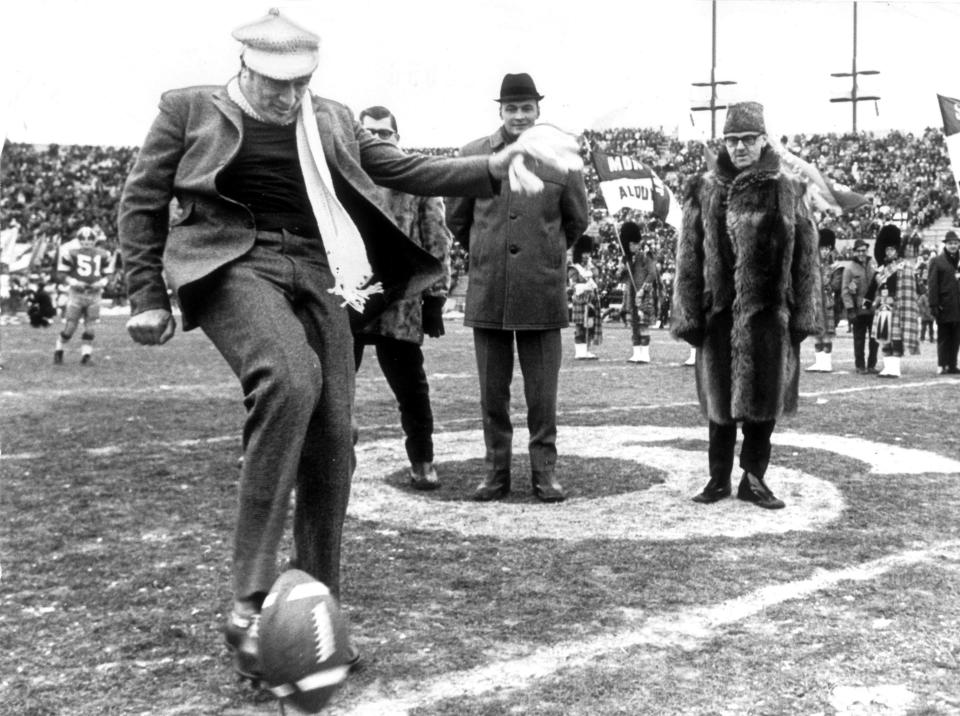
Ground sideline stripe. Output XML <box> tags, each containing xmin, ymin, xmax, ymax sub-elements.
<box><xmin>335</xmin><ymin>542</ymin><xmax>960</xmax><ymax>716</ymax></box>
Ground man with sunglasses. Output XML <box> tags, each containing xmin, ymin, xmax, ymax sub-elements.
<box><xmin>672</xmin><ymin>101</ymin><xmax>819</xmax><ymax>510</ymax></box>
<box><xmin>354</xmin><ymin>105</ymin><xmax>452</xmax><ymax>490</ymax></box>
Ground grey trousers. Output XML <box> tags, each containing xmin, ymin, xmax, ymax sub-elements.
<box><xmin>185</xmin><ymin>230</ymin><xmax>355</xmax><ymax>602</ymax></box>
<box><xmin>472</xmin><ymin>327</ymin><xmax>562</xmax><ymax>473</ymax></box>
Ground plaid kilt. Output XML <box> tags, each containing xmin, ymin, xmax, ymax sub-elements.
<box><xmin>571</xmin><ymin>291</ymin><xmax>602</xmax><ymax>343</ymax></box>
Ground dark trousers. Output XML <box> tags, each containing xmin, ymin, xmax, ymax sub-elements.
<box><xmin>709</xmin><ymin>420</ymin><xmax>776</xmax><ymax>481</ymax></box>
<box><xmin>473</xmin><ymin>327</ymin><xmax>562</xmax><ymax>472</ymax></box>
<box><xmin>185</xmin><ymin>230</ymin><xmax>354</xmax><ymax>602</ymax></box>
<box><xmin>851</xmin><ymin>314</ymin><xmax>878</xmax><ymax>370</ymax></box>
<box><xmin>937</xmin><ymin>321</ymin><xmax>960</xmax><ymax>369</ymax></box>
<box><xmin>354</xmin><ymin>336</ymin><xmax>434</xmax><ymax>463</ymax></box>
<box><xmin>920</xmin><ymin>320</ymin><xmax>935</xmax><ymax>342</ymax></box>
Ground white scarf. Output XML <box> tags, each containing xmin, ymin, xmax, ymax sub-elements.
<box><xmin>227</xmin><ymin>79</ymin><xmax>381</xmax><ymax>311</ymax></box>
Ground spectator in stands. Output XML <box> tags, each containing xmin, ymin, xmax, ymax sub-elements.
<box><xmin>446</xmin><ymin>72</ymin><xmax>589</xmax><ymax>503</ymax></box>
<box><xmin>843</xmin><ymin>239</ymin><xmax>879</xmax><ymax>374</ymax></box>
<box><xmin>868</xmin><ymin>224</ymin><xmax>919</xmax><ymax>378</ymax></box>
<box><xmin>927</xmin><ymin>229</ymin><xmax>960</xmax><ymax>373</ymax></box>
<box><xmin>568</xmin><ymin>234</ymin><xmax>602</xmax><ymax>360</ymax></box>
<box><xmin>117</xmin><ymin>9</ymin><xmax>542</xmax><ymax>684</ymax></box>
<box><xmin>353</xmin><ymin>105</ymin><xmax>452</xmax><ymax>490</ymax></box>
<box><xmin>807</xmin><ymin>228</ymin><xmax>838</xmax><ymax>373</ymax></box>
<box><xmin>672</xmin><ymin>101</ymin><xmax>819</xmax><ymax>511</ymax></box>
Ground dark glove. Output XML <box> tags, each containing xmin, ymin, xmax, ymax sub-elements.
<box><xmin>846</xmin><ymin>308</ymin><xmax>856</xmax><ymax>322</ymax></box>
<box><xmin>422</xmin><ymin>296</ymin><xmax>446</xmax><ymax>338</ymax></box>
<box><xmin>676</xmin><ymin>326</ymin><xmax>705</xmax><ymax>349</ymax></box>
<box><xmin>790</xmin><ymin>328</ymin><xmax>807</xmax><ymax>345</ymax></box>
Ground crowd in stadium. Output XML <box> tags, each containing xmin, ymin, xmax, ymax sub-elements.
<box><xmin>2</xmin><ymin>125</ymin><xmax>958</xmax><ymax>316</ymax></box>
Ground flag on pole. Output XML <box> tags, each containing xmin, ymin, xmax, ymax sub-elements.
<box><xmin>774</xmin><ymin>146</ymin><xmax>869</xmax><ymax>215</ymax></box>
<box><xmin>937</xmin><ymin>94</ymin><xmax>960</xmax><ymax>197</ymax></box>
<box><xmin>591</xmin><ymin>150</ymin><xmax>682</xmax><ymax>229</ymax></box>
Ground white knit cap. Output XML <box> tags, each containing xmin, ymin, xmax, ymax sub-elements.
<box><xmin>232</xmin><ymin>8</ymin><xmax>319</xmax><ymax>80</ymax></box>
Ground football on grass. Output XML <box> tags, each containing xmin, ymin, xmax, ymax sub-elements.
<box><xmin>259</xmin><ymin>569</ymin><xmax>351</xmax><ymax>713</ymax></box>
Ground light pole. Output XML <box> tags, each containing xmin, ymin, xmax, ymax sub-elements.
<box><xmin>691</xmin><ymin>0</ymin><xmax>737</xmax><ymax>139</ymax></box>
<box><xmin>830</xmin><ymin>1</ymin><xmax>880</xmax><ymax>133</ymax></box>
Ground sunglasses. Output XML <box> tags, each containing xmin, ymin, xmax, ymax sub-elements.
<box><xmin>367</xmin><ymin>128</ymin><xmax>396</xmax><ymax>140</ymax></box>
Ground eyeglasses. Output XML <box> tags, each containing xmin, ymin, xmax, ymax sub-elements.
<box><xmin>723</xmin><ymin>134</ymin><xmax>761</xmax><ymax>148</ymax></box>
<box><xmin>367</xmin><ymin>128</ymin><xmax>396</xmax><ymax>140</ymax></box>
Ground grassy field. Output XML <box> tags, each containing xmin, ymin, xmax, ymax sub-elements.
<box><xmin>2</xmin><ymin>312</ymin><xmax>960</xmax><ymax>715</ymax></box>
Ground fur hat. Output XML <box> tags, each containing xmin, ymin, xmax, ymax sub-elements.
<box><xmin>572</xmin><ymin>234</ymin><xmax>594</xmax><ymax>264</ymax></box>
<box><xmin>723</xmin><ymin>102</ymin><xmax>766</xmax><ymax>136</ymax></box>
<box><xmin>618</xmin><ymin>221</ymin><xmax>642</xmax><ymax>245</ymax></box>
<box><xmin>944</xmin><ymin>230</ymin><xmax>959</xmax><ymax>243</ymax></box>
<box><xmin>233</xmin><ymin>8</ymin><xmax>320</xmax><ymax>80</ymax></box>
<box><xmin>874</xmin><ymin>224</ymin><xmax>902</xmax><ymax>264</ymax></box>
<box><xmin>495</xmin><ymin>73</ymin><xmax>544</xmax><ymax>103</ymax></box>
<box><xmin>818</xmin><ymin>228</ymin><xmax>836</xmax><ymax>249</ymax></box>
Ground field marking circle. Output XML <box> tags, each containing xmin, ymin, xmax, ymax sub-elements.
<box><xmin>351</xmin><ymin>427</ymin><xmax>823</xmax><ymax>540</ymax></box>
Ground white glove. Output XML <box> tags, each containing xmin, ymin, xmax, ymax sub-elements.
<box><xmin>508</xmin><ymin>124</ymin><xmax>584</xmax><ymax>195</ymax></box>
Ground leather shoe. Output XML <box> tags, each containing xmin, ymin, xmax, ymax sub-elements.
<box><xmin>532</xmin><ymin>470</ymin><xmax>566</xmax><ymax>503</ymax></box>
<box><xmin>409</xmin><ymin>461</ymin><xmax>440</xmax><ymax>490</ymax></box>
<box><xmin>736</xmin><ymin>471</ymin><xmax>785</xmax><ymax>509</ymax></box>
<box><xmin>224</xmin><ymin>610</ymin><xmax>261</xmax><ymax>683</ymax></box>
<box><xmin>691</xmin><ymin>474</ymin><xmax>731</xmax><ymax>503</ymax></box>
<box><xmin>345</xmin><ymin>642</ymin><xmax>363</xmax><ymax>672</ymax></box>
<box><xmin>473</xmin><ymin>469</ymin><xmax>510</xmax><ymax>501</ymax></box>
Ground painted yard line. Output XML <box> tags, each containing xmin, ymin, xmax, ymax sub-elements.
<box><xmin>335</xmin><ymin>542</ymin><xmax>960</xmax><ymax>716</ymax></box>
<box><xmin>1</xmin><ymin>382</ymin><xmax>237</xmax><ymax>399</ymax></box>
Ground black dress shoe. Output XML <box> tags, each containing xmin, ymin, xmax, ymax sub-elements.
<box><xmin>224</xmin><ymin>610</ymin><xmax>262</xmax><ymax>683</ymax></box>
<box><xmin>691</xmin><ymin>475</ymin><xmax>731</xmax><ymax>503</ymax></box>
<box><xmin>409</xmin><ymin>461</ymin><xmax>441</xmax><ymax>490</ymax></box>
<box><xmin>736</xmin><ymin>471</ymin><xmax>785</xmax><ymax>509</ymax></box>
<box><xmin>473</xmin><ymin>469</ymin><xmax>510</xmax><ymax>501</ymax></box>
<box><xmin>532</xmin><ymin>470</ymin><xmax>566</xmax><ymax>503</ymax></box>
<box><xmin>345</xmin><ymin>642</ymin><xmax>363</xmax><ymax>672</ymax></box>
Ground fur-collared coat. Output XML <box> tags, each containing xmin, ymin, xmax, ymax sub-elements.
<box><xmin>671</xmin><ymin>147</ymin><xmax>820</xmax><ymax>424</ymax></box>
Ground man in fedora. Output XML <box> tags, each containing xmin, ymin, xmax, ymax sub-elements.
<box><xmin>118</xmin><ymin>11</ymin><xmax>563</xmax><ymax>683</ymax></box>
<box><xmin>927</xmin><ymin>229</ymin><xmax>960</xmax><ymax>373</ymax></box>
<box><xmin>672</xmin><ymin>101</ymin><xmax>819</xmax><ymax>510</ymax></box>
<box><xmin>446</xmin><ymin>73</ymin><xmax>589</xmax><ymax>503</ymax></box>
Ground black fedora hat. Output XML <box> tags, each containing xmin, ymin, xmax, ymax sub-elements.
<box><xmin>495</xmin><ymin>73</ymin><xmax>544</xmax><ymax>103</ymax></box>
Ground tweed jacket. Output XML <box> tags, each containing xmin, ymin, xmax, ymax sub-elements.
<box><xmin>446</xmin><ymin>128</ymin><xmax>589</xmax><ymax>330</ymax></box>
<box><xmin>118</xmin><ymin>85</ymin><xmax>493</xmax><ymax>329</ymax></box>
<box><xmin>928</xmin><ymin>250</ymin><xmax>960</xmax><ymax>324</ymax></box>
<box><xmin>355</xmin><ymin>188</ymin><xmax>452</xmax><ymax>344</ymax></box>
<box><xmin>671</xmin><ymin>147</ymin><xmax>820</xmax><ymax>424</ymax></box>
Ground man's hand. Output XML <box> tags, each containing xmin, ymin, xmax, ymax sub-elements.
<box><xmin>421</xmin><ymin>296</ymin><xmax>446</xmax><ymax>338</ymax></box>
<box><xmin>127</xmin><ymin>308</ymin><xmax>176</xmax><ymax>345</ymax></box>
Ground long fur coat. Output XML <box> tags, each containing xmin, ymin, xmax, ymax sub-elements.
<box><xmin>671</xmin><ymin>146</ymin><xmax>820</xmax><ymax>424</ymax></box>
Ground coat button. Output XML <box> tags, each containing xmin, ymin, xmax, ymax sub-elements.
<box><xmin>509</xmin><ymin>213</ymin><xmax>518</xmax><ymax>220</ymax></box>
<box><xmin>509</xmin><ymin>244</ymin><xmax>520</xmax><ymax>254</ymax></box>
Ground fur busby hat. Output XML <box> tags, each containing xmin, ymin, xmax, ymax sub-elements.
<box><xmin>617</xmin><ymin>221</ymin><xmax>642</xmax><ymax>261</ymax></box>
<box><xmin>572</xmin><ymin>234</ymin><xmax>594</xmax><ymax>264</ymax></box>
<box><xmin>874</xmin><ymin>224</ymin><xmax>902</xmax><ymax>263</ymax></box>
<box><xmin>818</xmin><ymin>228</ymin><xmax>836</xmax><ymax>249</ymax></box>
<box><xmin>723</xmin><ymin>101</ymin><xmax>766</xmax><ymax>136</ymax></box>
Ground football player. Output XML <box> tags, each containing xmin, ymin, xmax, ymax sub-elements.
<box><xmin>54</xmin><ymin>226</ymin><xmax>113</xmax><ymax>365</ymax></box>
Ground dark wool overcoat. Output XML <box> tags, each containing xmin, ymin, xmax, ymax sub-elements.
<box><xmin>671</xmin><ymin>147</ymin><xmax>820</xmax><ymax>424</ymax></box>
<box><xmin>445</xmin><ymin>128</ymin><xmax>589</xmax><ymax>330</ymax></box>
<box><xmin>928</xmin><ymin>250</ymin><xmax>960</xmax><ymax>324</ymax></box>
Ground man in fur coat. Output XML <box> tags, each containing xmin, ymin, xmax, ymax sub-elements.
<box><xmin>671</xmin><ymin>102</ymin><xmax>820</xmax><ymax>510</ymax></box>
